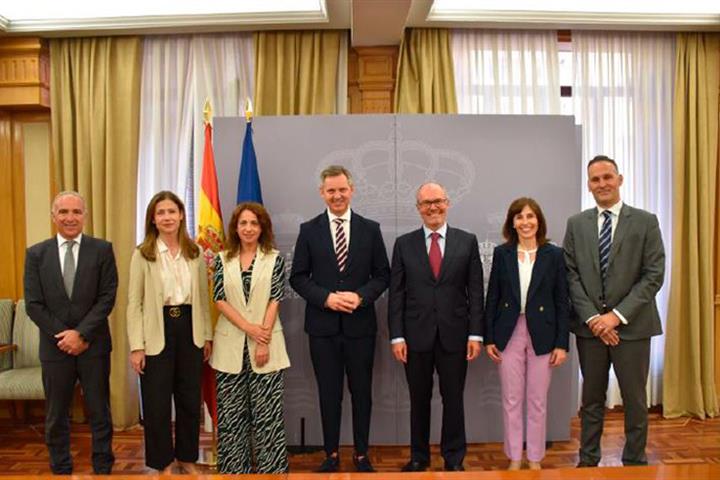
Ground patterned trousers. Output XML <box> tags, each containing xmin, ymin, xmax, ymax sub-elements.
<box><xmin>216</xmin><ymin>343</ymin><xmax>288</xmax><ymax>474</ymax></box>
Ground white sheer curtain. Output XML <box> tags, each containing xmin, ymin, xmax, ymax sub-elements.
<box><xmin>137</xmin><ymin>33</ymin><xmax>254</xmax><ymax>239</ymax></box>
<box><xmin>136</xmin><ymin>37</ymin><xmax>194</xmax><ymax>240</ymax></box>
<box><xmin>452</xmin><ymin>29</ymin><xmax>560</xmax><ymax>114</ymax></box>
<box><xmin>572</xmin><ymin>31</ymin><xmax>675</xmax><ymax>407</ymax></box>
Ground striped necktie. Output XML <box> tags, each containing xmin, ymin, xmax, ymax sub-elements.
<box><xmin>334</xmin><ymin>218</ymin><xmax>348</xmax><ymax>272</ymax></box>
<box><xmin>598</xmin><ymin>210</ymin><xmax>612</xmax><ymax>292</ymax></box>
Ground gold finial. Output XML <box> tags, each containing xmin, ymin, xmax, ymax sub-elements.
<box><xmin>245</xmin><ymin>97</ymin><xmax>253</xmax><ymax>123</ymax></box>
<box><xmin>203</xmin><ymin>98</ymin><xmax>212</xmax><ymax>124</ymax></box>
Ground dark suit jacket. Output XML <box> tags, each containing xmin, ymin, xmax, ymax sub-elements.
<box><xmin>290</xmin><ymin>211</ymin><xmax>390</xmax><ymax>338</ymax></box>
<box><xmin>388</xmin><ymin>226</ymin><xmax>484</xmax><ymax>353</ymax></box>
<box><xmin>484</xmin><ymin>243</ymin><xmax>569</xmax><ymax>355</ymax></box>
<box><xmin>24</xmin><ymin>235</ymin><xmax>119</xmax><ymax>362</ymax></box>
<box><xmin>563</xmin><ymin>204</ymin><xmax>665</xmax><ymax>340</ymax></box>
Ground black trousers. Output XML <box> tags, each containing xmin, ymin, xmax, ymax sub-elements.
<box><xmin>405</xmin><ymin>338</ymin><xmax>468</xmax><ymax>467</ymax></box>
<box><xmin>141</xmin><ymin>306</ymin><xmax>203</xmax><ymax>470</ymax></box>
<box><xmin>41</xmin><ymin>352</ymin><xmax>114</xmax><ymax>474</ymax></box>
<box><xmin>308</xmin><ymin>333</ymin><xmax>376</xmax><ymax>456</ymax></box>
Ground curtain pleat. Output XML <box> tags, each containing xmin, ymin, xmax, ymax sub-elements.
<box><xmin>254</xmin><ymin>30</ymin><xmax>343</xmax><ymax>115</ymax></box>
<box><xmin>395</xmin><ymin>28</ymin><xmax>457</xmax><ymax>114</ymax></box>
<box><xmin>50</xmin><ymin>36</ymin><xmax>143</xmax><ymax>429</ymax></box>
<box><xmin>663</xmin><ymin>33</ymin><xmax>720</xmax><ymax>419</ymax></box>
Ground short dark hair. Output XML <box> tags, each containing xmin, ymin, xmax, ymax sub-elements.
<box><xmin>502</xmin><ymin>197</ymin><xmax>549</xmax><ymax>246</ymax></box>
<box><xmin>225</xmin><ymin>202</ymin><xmax>276</xmax><ymax>258</ymax></box>
<box><xmin>587</xmin><ymin>155</ymin><xmax>619</xmax><ymax>172</ymax></box>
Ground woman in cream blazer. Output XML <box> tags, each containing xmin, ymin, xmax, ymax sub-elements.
<box><xmin>210</xmin><ymin>202</ymin><xmax>290</xmax><ymax>474</ymax></box>
<box><xmin>126</xmin><ymin>191</ymin><xmax>212</xmax><ymax>474</ymax></box>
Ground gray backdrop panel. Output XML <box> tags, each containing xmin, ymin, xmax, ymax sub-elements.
<box><xmin>214</xmin><ymin>114</ymin><xmax>580</xmax><ymax>446</ymax></box>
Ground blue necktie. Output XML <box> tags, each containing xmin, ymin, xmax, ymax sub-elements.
<box><xmin>598</xmin><ymin>210</ymin><xmax>612</xmax><ymax>293</ymax></box>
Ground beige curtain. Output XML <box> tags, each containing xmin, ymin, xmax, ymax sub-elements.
<box><xmin>663</xmin><ymin>33</ymin><xmax>720</xmax><ymax>418</ymax></box>
<box><xmin>254</xmin><ymin>30</ymin><xmax>343</xmax><ymax>115</ymax></box>
<box><xmin>50</xmin><ymin>37</ymin><xmax>142</xmax><ymax>429</ymax></box>
<box><xmin>394</xmin><ymin>28</ymin><xmax>457</xmax><ymax>114</ymax></box>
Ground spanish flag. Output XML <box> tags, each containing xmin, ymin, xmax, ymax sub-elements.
<box><xmin>196</xmin><ymin>105</ymin><xmax>223</xmax><ymax>428</ymax></box>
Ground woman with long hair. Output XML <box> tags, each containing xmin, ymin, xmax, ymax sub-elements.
<box><xmin>484</xmin><ymin>197</ymin><xmax>569</xmax><ymax>470</ymax></box>
<box><xmin>127</xmin><ymin>191</ymin><xmax>212</xmax><ymax>474</ymax></box>
<box><xmin>210</xmin><ymin>202</ymin><xmax>290</xmax><ymax>474</ymax></box>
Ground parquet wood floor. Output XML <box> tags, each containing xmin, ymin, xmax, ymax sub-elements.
<box><xmin>0</xmin><ymin>412</ymin><xmax>717</xmax><ymax>475</ymax></box>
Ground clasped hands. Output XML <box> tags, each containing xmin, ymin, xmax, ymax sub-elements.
<box><xmin>589</xmin><ymin>312</ymin><xmax>621</xmax><ymax>346</ymax></box>
<box><xmin>325</xmin><ymin>291</ymin><xmax>362</xmax><ymax>313</ymax></box>
<box><xmin>55</xmin><ymin>329</ymin><xmax>88</xmax><ymax>356</ymax></box>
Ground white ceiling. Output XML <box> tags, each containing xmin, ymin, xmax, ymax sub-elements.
<box><xmin>0</xmin><ymin>0</ymin><xmax>718</xmax><ymax>44</ymax></box>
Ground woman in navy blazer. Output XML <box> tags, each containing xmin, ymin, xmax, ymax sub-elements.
<box><xmin>485</xmin><ymin>197</ymin><xmax>569</xmax><ymax>470</ymax></box>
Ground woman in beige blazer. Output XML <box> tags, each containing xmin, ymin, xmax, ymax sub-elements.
<box><xmin>127</xmin><ymin>191</ymin><xmax>212</xmax><ymax>474</ymax></box>
<box><xmin>210</xmin><ymin>202</ymin><xmax>290</xmax><ymax>474</ymax></box>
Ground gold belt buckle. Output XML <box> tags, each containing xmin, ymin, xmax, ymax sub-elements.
<box><xmin>169</xmin><ymin>306</ymin><xmax>181</xmax><ymax>318</ymax></box>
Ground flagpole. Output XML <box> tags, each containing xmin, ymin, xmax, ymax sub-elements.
<box><xmin>197</xmin><ymin>96</ymin><xmax>218</xmax><ymax>470</ymax></box>
<box><xmin>245</xmin><ymin>97</ymin><xmax>253</xmax><ymax>123</ymax></box>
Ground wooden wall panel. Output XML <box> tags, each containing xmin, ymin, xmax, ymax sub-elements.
<box><xmin>348</xmin><ymin>46</ymin><xmax>398</xmax><ymax>114</ymax></box>
<box><xmin>0</xmin><ymin>112</ymin><xmax>25</xmax><ymax>300</ymax></box>
<box><xmin>0</xmin><ymin>38</ymin><xmax>50</xmax><ymax>109</ymax></box>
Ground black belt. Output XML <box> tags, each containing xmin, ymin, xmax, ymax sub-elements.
<box><xmin>163</xmin><ymin>304</ymin><xmax>191</xmax><ymax>319</ymax></box>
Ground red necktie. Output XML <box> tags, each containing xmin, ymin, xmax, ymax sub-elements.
<box><xmin>429</xmin><ymin>232</ymin><xmax>442</xmax><ymax>279</ymax></box>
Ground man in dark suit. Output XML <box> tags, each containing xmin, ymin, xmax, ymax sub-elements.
<box><xmin>290</xmin><ymin>165</ymin><xmax>390</xmax><ymax>473</ymax></box>
<box><xmin>24</xmin><ymin>191</ymin><xmax>118</xmax><ymax>474</ymax></box>
<box><xmin>564</xmin><ymin>155</ymin><xmax>665</xmax><ymax>467</ymax></box>
<box><xmin>388</xmin><ymin>182</ymin><xmax>484</xmax><ymax>472</ymax></box>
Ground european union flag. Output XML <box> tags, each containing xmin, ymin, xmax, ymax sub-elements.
<box><xmin>236</xmin><ymin>120</ymin><xmax>263</xmax><ymax>204</ymax></box>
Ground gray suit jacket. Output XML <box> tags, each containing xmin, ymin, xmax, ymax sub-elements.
<box><xmin>563</xmin><ymin>204</ymin><xmax>664</xmax><ymax>340</ymax></box>
<box><xmin>24</xmin><ymin>235</ymin><xmax>118</xmax><ymax>362</ymax></box>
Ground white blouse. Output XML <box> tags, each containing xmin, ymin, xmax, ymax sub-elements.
<box><xmin>518</xmin><ymin>248</ymin><xmax>536</xmax><ymax>314</ymax></box>
<box><xmin>157</xmin><ymin>239</ymin><xmax>192</xmax><ymax>306</ymax></box>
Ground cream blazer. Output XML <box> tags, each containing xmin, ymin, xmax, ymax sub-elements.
<box><xmin>210</xmin><ymin>249</ymin><xmax>290</xmax><ymax>374</ymax></box>
<box><xmin>126</xmin><ymin>247</ymin><xmax>212</xmax><ymax>355</ymax></box>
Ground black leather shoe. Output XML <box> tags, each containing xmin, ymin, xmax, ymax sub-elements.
<box><xmin>444</xmin><ymin>463</ymin><xmax>465</xmax><ymax>471</ymax></box>
<box><xmin>317</xmin><ymin>455</ymin><xmax>340</xmax><ymax>473</ymax></box>
<box><xmin>401</xmin><ymin>460</ymin><xmax>429</xmax><ymax>472</ymax></box>
<box><xmin>353</xmin><ymin>454</ymin><xmax>376</xmax><ymax>472</ymax></box>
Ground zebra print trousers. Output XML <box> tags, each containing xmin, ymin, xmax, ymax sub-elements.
<box><xmin>216</xmin><ymin>343</ymin><xmax>289</xmax><ymax>474</ymax></box>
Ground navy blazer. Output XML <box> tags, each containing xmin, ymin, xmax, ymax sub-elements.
<box><xmin>24</xmin><ymin>235</ymin><xmax>118</xmax><ymax>362</ymax></box>
<box><xmin>484</xmin><ymin>242</ymin><xmax>569</xmax><ymax>355</ymax></box>
<box><xmin>290</xmin><ymin>210</ymin><xmax>390</xmax><ymax>338</ymax></box>
<box><xmin>388</xmin><ymin>226</ymin><xmax>484</xmax><ymax>353</ymax></box>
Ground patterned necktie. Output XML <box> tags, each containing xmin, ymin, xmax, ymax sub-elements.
<box><xmin>63</xmin><ymin>240</ymin><xmax>76</xmax><ymax>297</ymax></box>
<box><xmin>429</xmin><ymin>232</ymin><xmax>442</xmax><ymax>279</ymax></box>
<box><xmin>598</xmin><ymin>210</ymin><xmax>612</xmax><ymax>292</ymax></box>
<box><xmin>334</xmin><ymin>218</ymin><xmax>348</xmax><ymax>272</ymax></box>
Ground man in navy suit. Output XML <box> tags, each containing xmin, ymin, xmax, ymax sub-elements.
<box><xmin>388</xmin><ymin>182</ymin><xmax>484</xmax><ymax>472</ymax></box>
<box><xmin>24</xmin><ymin>191</ymin><xmax>118</xmax><ymax>474</ymax></box>
<box><xmin>290</xmin><ymin>165</ymin><xmax>390</xmax><ymax>473</ymax></box>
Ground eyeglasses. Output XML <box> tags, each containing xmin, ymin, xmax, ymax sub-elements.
<box><xmin>417</xmin><ymin>198</ymin><xmax>448</xmax><ymax>209</ymax></box>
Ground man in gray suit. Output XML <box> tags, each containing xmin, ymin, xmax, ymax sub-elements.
<box><xmin>564</xmin><ymin>155</ymin><xmax>664</xmax><ymax>467</ymax></box>
<box><xmin>24</xmin><ymin>191</ymin><xmax>118</xmax><ymax>474</ymax></box>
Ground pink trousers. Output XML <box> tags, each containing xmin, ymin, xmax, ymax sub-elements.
<box><xmin>498</xmin><ymin>314</ymin><xmax>553</xmax><ymax>462</ymax></box>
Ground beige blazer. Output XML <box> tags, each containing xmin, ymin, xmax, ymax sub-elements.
<box><xmin>210</xmin><ymin>249</ymin><xmax>290</xmax><ymax>374</ymax></box>
<box><xmin>127</xmin><ymin>247</ymin><xmax>212</xmax><ymax>355</ymax></box>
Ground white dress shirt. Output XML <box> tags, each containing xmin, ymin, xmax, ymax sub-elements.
<box><xmin>327</xmin><ymin>208</ymin><xmax>351</xmax><ymax>250</ymax></box>
<box><xmin>587</xmin><ymin>200</ymin><xmax>628</xmax><ymax>325</ymax></box>
<box><xmin>57</xmin><ymin>233</ymin><xmax>82</xmax><ymax>274</ymax></box>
